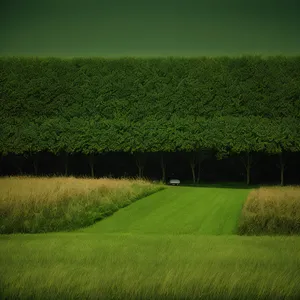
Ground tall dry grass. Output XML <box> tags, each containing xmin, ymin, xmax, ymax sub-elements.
<box><xmin>238</xmin><ymin>186</ymin><xmax>300</xmax><ymax>235</ymax></box>
<box><xmin>0</xmin><ymin>176</ymin><xmax>164</xmax><ymax>234</ymax></box>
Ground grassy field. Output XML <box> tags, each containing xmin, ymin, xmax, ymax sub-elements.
<box><xmin>1</xmin><ymin>233</ymin><xmax>300</xmax><ymax>299</ymax></box>
<box><xmin>0</xmin><ymin>176</ymin><xmax>163</xmax><ymax>233</ymax></box>
<box><xmin>1</xmin><ymin>179</ymin><xmax>300</xmax><ymax>299</ymax></box>
<box><xmin>238</xmin><ymin>186</ymin><xmax>300</xmax><ymax>235</ymax></box>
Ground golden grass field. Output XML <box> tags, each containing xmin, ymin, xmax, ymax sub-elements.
<box><xmin>0</xmin><ymin>176</ymin><xmax>152</xmax><ymax>205</ymax></box>
<box><xmin>0</xmin><ymin>176</ymin><xmax>163</xmax><ymax>233</ymax></box>
<box><xmin>238</xmin><ymin>186</ymin><xmax>300</xmax><ymax>235</ymax></box>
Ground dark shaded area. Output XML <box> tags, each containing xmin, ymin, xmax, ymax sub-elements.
<box><xmin>1</xmin><ymin>151</ymin><xmax>299</xmax><ymax>185</ymax></box>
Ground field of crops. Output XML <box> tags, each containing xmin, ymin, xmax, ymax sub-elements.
<box><xmin>1</xmin><ymin>177</ymin><xmax>300</xmax><ymax>299</ymax></box>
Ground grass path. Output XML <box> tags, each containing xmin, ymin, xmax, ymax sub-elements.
<box><xmin>80</xmin><ymin>186</ymin><xmax>249</xmax><ymax>235</ymax></box>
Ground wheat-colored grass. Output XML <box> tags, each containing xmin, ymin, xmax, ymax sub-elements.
<box><xmin>0</xmin><ymin>176</ymin><xmax>151</xmax><ymax>205</ymax></box>
<box><xmin>0</xmin><ymin>176</ymin><xmax>163</xmax><ymax>233</ymax></box>
<box><xmin>238</xmin><ymin>186</ymin><xmax>300</xmax><ymax>235</ymax></box>
<box><xmin>243</xmin><ymin>186</ymin><xmax>300</xmax><ymax>214</ymax></box>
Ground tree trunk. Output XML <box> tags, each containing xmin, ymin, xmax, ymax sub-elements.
<box><xmin>246</xmin><ymin>152</ymin><xmax>250</xmax><ymax>185</ymax></box>
<box><xmin>191</xmin><ymin>163</ymin><xmax>196</xmax><ymax>184</ymax></box>
<box><xmin>160</xmin><ymin>153</ymin><xmax>166</xmax><ymax>183</ymax></box>
<box><xmin>189</xmin><ymin>152</ymin><xmax>197</xmax><ymax>184</ymax></box>
<box><xmin>33</xmin><ymin>154</ymin><xmax>39</xmax><ymax>176</ymax></box>
<box><xmin>240</xmin><ymin>152</ymin><xmax>252</xmax><ymax>185</ymax></box>
<box><xmin>88</xmin><ymin>154</ymin><xmax>95</xmax><ymax>178</ymax></box>
<box><xmin>196</xmin><ymin>150</ymin><xmax>210</xmax><ymax>184</ymax></box>
<box><xmin>65</xmin><ymin>161</ymin><xmax>68</xmax><ymax>177</ymax></box>
<box><xmin>197</xmin><ymin>163</ymin><xmax>201</xmax><ymax>184</ymax></box>
<box><xmin>279</xmin><ymin>152</ymin><xmax>285</xmax><ymax>186</ymax></box>
<box><xmin>64</xmin><ymin>153</ymin><xmax>69</xmax><ymax>176</ymax></box>
<box><xmin>18</xmin><ymin>166</ymin><xmax>23</xmax><ymax>175</ymax></box>
<box><xmin>138</xmin><ymin>166</ymin><xmax>144</xmax><ymax>178</ymax></box>
<box><xmin>135</xmin><ymin>153</ymin><xmax>146</xmax><ymax>179</ymax></box>
<box><xmin>13</xmin><ymin>155</ymin><xmax>23</xmax><ymax>175</ymax></box>
<box><xmin>246</xmin><ymin>164</ymin><xmax>250</xmax><ymax>185</ymax></box>
<box><xmin>281</xmin><ymin>165</ymin><xmax>284</xmax><ymax>186</ymax></box>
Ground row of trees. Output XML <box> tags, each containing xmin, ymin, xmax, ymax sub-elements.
<box><xmin>1</xmin><ymin>116</ymin><xmax>299</xmax><ymax>153</ymax></box>
<box><xmin>1</xmin><ymin>116</ymin><xmax>299</xmax><ymax>185</ymax></box>
<box><xmin>0</xmin><ymin>150</ymin><xmax>296</xmax><ymax>186</ymax></box>
<box><xmin>1</xmin><ymin>56</ymin><xmax>300</xmax><ymax>185</ymax></box>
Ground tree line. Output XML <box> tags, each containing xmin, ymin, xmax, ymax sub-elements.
<box><xmin>1</xmin><ymin>56</ymin><xmax>300</xmax><ymax>185</ymax></box>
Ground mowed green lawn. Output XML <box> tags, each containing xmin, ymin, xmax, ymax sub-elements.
<box><xmin>1</xmin><ymin>186</ymin><xmax>300</xmax><ymax>299</ymax></box>
<box><xmin>80</xmin><ymin>186</ymin><xmax>249</xmax><ymax>235</ymax></box>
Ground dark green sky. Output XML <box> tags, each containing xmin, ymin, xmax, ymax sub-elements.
<box><xmin>1</xmin><ymin>0</ymin><xmax>300</xmax><ymax>57</ymax></box>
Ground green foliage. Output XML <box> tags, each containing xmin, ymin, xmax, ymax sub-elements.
<box><xmin>1</xmin><ymin>56</ymin><xmax>300</xmax><ymax>156</ymax></box>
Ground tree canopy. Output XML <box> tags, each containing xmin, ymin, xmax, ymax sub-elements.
<box><xmin>1</xmin><ymin>56</ymin><xmax>300</xmax><ymax>157</ymax></box>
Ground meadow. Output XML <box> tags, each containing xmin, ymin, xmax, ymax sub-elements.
<box><xmin>0</xmin><ymin>176</ymin><xmax>164</xmax><ymax>234</ymax></box>
<box><xmin>1</xmin><ymin>233</ymin><xmax>299</xmax><ymax>300</ymax></box>
<box><xmin>1</xmin><ymin>178</ymin><xmax>300</xmax><ymax>299</ymax></box>
<box><xmin>238</xmin><ymin>186</ymin><xmax>300</xmax><ymax>235</ymax></box>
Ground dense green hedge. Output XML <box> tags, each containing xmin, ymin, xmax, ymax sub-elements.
<box><xmin>1</xmin><ymin>56</ymin><xmax>300</xmax><ymax>120</ymax></box>
<box><xmin>0</xmin><ymin>56</ymin><xmax>300</xmax><ymax>158</ymax></box>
